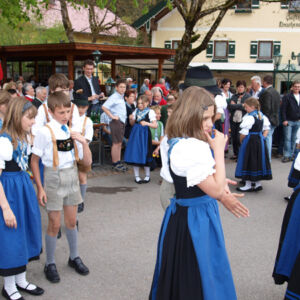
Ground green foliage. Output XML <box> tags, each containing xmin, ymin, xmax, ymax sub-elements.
<box><xmin>0</xmin><ymin>16</ymin><xmax>67</xmax><ymax>45</ymax></box>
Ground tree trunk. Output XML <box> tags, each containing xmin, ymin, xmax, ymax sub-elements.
<box><xmin>59</xmin><ymin>0</ymin><xmax>75</xmax><ymax>43</ymax></box>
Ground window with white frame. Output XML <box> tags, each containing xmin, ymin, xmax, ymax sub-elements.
<box><xmin>258</xmin><ymin>41</ymin><xmax>273</xmax><ymax>60</ymax></box>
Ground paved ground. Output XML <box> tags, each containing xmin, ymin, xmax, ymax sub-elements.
<box><xmin>5</xmin><ymin>156</ymin><xmax>294</xmax><ymax>300</ymax></box>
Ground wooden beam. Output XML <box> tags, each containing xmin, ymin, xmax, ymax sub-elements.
<box><xmin>1</xmin><ymin>57</ymin><xmax>7</xmax><ymax>82</ymax></box>
<box><xmin>51</xmin><ymin>59</ymin><xmax>56</xmax><ymax>75</ymax></box>
<box><xmin>67</xmin><ymin>55</ymin><xmax>74</xmax><ymax>80</ymax></box>
<box><xmin>34</xmin><ymin>61</ymin><xmax>39</xmax><ymax>83</ymax></box>
<box><xmin>19</xmin><ymin>61</ymin><xmax>22</xmax><ymax>76</ymax></box>
<box><xmin>158</xmin><ymin>58</ymin><xmax>164</xmax><ymax>80</ymax></box>
<box><xmin>111</xmin><ymin>58</ymin><xmax>116</xmax><ymax>79</ymax></box>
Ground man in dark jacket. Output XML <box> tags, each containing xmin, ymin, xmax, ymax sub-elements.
<box><xmin>259</xmin><ymin>75</ymin><xmax>281</xmax><ymax>161</ymax></box>
<box><xmin>281</xmin><ymin>80</ymin><xmax>300</xmax><ymax>162</ymax></box>
<box><xmin>73</xmin><ymin>59</ymin><xmax>102</xmax><ymax>116</ymax></box>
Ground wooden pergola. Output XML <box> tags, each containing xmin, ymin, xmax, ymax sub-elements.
<box><xmin>0</xmin><ymin>42</ymin><xmax>175</xmax><ymax>82</ymax></box>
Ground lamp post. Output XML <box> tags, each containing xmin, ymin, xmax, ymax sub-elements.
<box><xmin>92</xmin><ymin>50</ymin><xmax>102</xmax><ymax>78</ymax></box>
<box><xmin>273</xmin><ymin>52</ymin><xmax>300</xmax><ymax>90</ymax></box>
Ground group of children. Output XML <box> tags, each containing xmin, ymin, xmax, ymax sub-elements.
<box><xmin>0</xmin><ymin>74</ymin><xmax>93</xmax><ymax>300</ymax></box>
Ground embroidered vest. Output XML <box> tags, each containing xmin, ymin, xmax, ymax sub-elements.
<box><xmin>45</xmin><ymin>124</ymin><xmax>79</xmax><ymax>169</ymax></box>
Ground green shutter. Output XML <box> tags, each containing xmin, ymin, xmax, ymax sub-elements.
<box><xmin>273</xmin><ymin>41</ymin><xmax>281</xmax><ymax>56</ymax></box>
<box><xmin>251</xmin><ymin>0</ymin><xmax>259</xmax><ymax>8</ymax></box>
<box><xmin>206</xmin><ymin>41</ymin><xmax>213</xmax><ymax>58</ymax></box>
<box><xmin>228</xmin><ymin>41</ymin><xmax>235</xmax><ymax>58</ymax></box>
<box><xmin>250</xmin><ymin>41</ymin><xmax>258</xmax><ymax>58</ymax></box>
<box><xmin>281</xmin><ymin>1</ymin><xmax>289</xmax><ymax>9</ymax></box>
<box><xmin>164</xmin><ymin>41</ymin><xmax>171</xmax><ymax>49</ymax></box>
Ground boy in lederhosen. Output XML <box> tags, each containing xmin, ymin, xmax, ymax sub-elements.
<box><xmin>31</xmin><ymin>92</ymin><xmax>92</xmax><ymax>283</ymax></box>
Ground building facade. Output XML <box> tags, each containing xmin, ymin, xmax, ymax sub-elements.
<box><xmin>134</xmin><ymin>1</ymin><xmax>300</xmax><ymax>93</ymax></box>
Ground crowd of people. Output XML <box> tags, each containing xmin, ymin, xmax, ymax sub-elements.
<box><xmin>0</xmin><ymin>60</ymin><xmax>300</xmax><ymax>300</ymax></box>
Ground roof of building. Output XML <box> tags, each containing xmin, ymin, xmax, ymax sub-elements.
<box><xmin>132</xmin><ymin>0</ymin><xmax>168</xmax><ymax>29</ymax></box>
<box><xmin>39</xmin><ymin>1</ymin><xmax>137</xmax><ymax>38</ymax></box>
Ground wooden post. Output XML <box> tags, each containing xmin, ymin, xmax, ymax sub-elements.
<box><xmin>34</xmin><ymin>61</ymin><xmax>39</xmax><ymax>83</ymax></box>
<box><xmin>111</xmin><ymin>58</ymin><xmax>116</xmax><ymax>79</ymax></box>
<box><xmin>158</xmin><ymin>58</ymin><xmax>164</xmax><ymax>80</ymax></box>
<box><xmin>1</xmin><ymin>57</ymin><xmax>7</xmax><ymax>82</ymax></box>
<box><xmin>19</xmin><ymin>61</ymin><xmax>22</xmax><ymax>76</ymax></box>
<box><xmin>51</xmin><ymin>60</ymin><xmax>56</xmax><ymax>75</ymax></box>
<box><xmin>67</xmin><ymin>55</ymin><xmax>74</xmax><ymax>80</ymax></box>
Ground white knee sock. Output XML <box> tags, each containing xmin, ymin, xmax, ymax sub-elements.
<box><xmin>15</xmin><ymin>271</ymin><xmax>36</xmax><ymax>290</ymax></box>
<box><xmin>240</xmin><ymin>180</ymin><xmax>252</xmax><ymax>190</ymax></box>
<box><xmin>253</xmin><ymin>181</ymin><xmax>261</xmax><ymax>188</ymax></box>
<box><xmin>144</xmin><ymin>166</ymin><xmax>150</xmax><ymax>180</ymax></box>
<box><xmin>4</xmin><ymin>275</ymin><xmax>21</xmax><ymax>300</ymax></box>
<box><xmin>133</xmin><ymin>166</ymin><xmax>141</xmax><ymax>181</ymax></box>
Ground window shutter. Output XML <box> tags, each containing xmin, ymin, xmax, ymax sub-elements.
<box><xmin>281</xmin><ymin>2</ymin><xmax>289</xmax><ymax>8</ymax></box>
<box><xmin>228</xmin><ymin>41</ymin><xmax>235</xmax><ymax>58</ymax></box>
<box><xmin>250</xmin><ymin>41</ymin><xmax>258</xmax><ymax>58</ymax></box>
<box><xmin>206</xmin><ymin>41</ymin><xmax>213</xmax><ymax>58</ymax></box>
<box><xmin>273</xmin><ymin>41</ymin><xmax>281</xmax><ymax>56</ymax></box>
<box><xmin>251</xmin><ymin>0</ymin><xmax>259</xmax><ymax>8</ymax></box>
<box><xmin>164</xmin><ymin>41</ymin><xmax>171</xmax><ymax>49</ymax></box>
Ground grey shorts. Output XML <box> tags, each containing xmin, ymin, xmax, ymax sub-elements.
<box><xmin>160</xmin><ymin>179</ymin><xmax>175</xmax><ymax>211</ymax></box>
<box><xmin>44</xmin><ymin>165</ymin><xmax>82</xmax><ymax>211</ymax></box>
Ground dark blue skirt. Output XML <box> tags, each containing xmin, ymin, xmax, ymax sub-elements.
<box><xmin>0</xmin><ymin>171</ymin><xmax>42</xmax><ymax>275</ymax></box>
<box><xmin>235</xmin><ymin>132</ymin><xmax>272</xmax><ymax>181</ymax></box>
<box><xmin>273</xmin><ymin>185</ymin><xmax>300</xmax><ymax>299</ymax></box>
<box><xmin>124</xmin><ymin>123</ymin><xmax>153</xmax><ymax>166</ymax></box>
<box><xmin>149</xmin><ymin>195</ymin><xmax>237</xmax><ymax>300</ymax></box>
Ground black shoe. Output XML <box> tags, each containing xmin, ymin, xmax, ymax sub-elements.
<box><xmin>253</xmin><ymin>186</ymin><xmax>263</xmax><ymax>192</ymax></box>
<box><xmin>142</xmin><ymin>178</ymin><xmax>151</xmax><ymax>184</ymax></box>
<box><xmin>135</xmin><ymin>178</ymin><xmax>143</xmax><ymax>184</ymax></box>
<box><xmin>230</xmin><ymin>155</ymin><xmax>237</xmax><ymax>160</ymax></box>
<box><xmin>57</xmin><ymin>227</ymin><xmax>61</xmax><ymax>239</ymax></box>
<box><xmin>16</xmin><ymin>284</ymin><xmax>44</xmax><ymax>296</ymax></box>
<box><xmin>236</xmin><ymin>186</ymin><xmax>253</xmax><ymax>192</ymax></box>
<box><xmin>284</xmin><ymin>196</ymin><xmax>290</xmax><ymax>201</ymax></box>
<box><xmin>282</xmin><ymin>157</ymin><xmax>291</xmax><ymax>163</ymax></box>
<box><xmin>77</xmin><ymin>202</ymin><xmax>84</xmax><ymax>213</ymax></box>
<box><xmin>44</xmin><ymin>264</ymin><xmax>60</xmax><ymax>283</ymax></box>
<box><xmin>68</xmin><ymin>257</ymin><xmax>89</xmax><ymax>275</ymax></box>
<box><xmin>1</xmin><ymin>288</ymin><xmax>24</xmax><ymax>300</ymax></box>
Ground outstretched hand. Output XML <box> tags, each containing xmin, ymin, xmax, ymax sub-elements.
<box><xmin>219</xmin><ymin>179</ymin><xmax>250</xmax><ymax>218</ymax></box>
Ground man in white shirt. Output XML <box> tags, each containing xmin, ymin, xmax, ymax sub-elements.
<box><xmin>250</xmin><ymin>75</ymin><xmax>264</xmax><ymax>99</ymax></box>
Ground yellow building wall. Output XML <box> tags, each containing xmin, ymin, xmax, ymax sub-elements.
<box><xmin>74</xmin><ymin>32</ymin><xmax>115</xmax><ymax>44</ymax></box>
<box><xmin>153</xmin><ymin>2</ymin><xmax>300</xmax><ymax>66</ymax></box>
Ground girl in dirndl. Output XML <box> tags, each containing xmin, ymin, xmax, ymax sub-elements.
<box><xmin>0</xmin><ymin>97</ymin><xmax>43</xmax><ymax>300</ymax></box>
<box><xmin>149</xmin><ymin>86</ymin><xmax>241</xmax><ymax>300</ymax></box>
<box><xmin>273</xmin><ymin>149</ymin><xmax>300</xmax><ymax>299</ymax></box>
<box><xmin>124</xmin><ymin>95</ymin><xmax>157</xmax><ymax>184</ymax></box>
<box><xmin>235</xmin><ymin>97</ymin><xmax>272</xmax><ymax>192</ymax></box>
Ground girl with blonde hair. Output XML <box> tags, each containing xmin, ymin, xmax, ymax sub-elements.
<box><xmin>0</xmin><ymin>97</ymin><xmax>44</xmax><ymax>300</ymax></box>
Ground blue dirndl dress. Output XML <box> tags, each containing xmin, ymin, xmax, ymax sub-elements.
<box><xmin>0</xmin><ymin>133</ymin><xmax>42</xmax><ymax>276</ymax></box>
<box><xmin>124</xmin><ymin>111</ymin><xmax>153</xmax><ymax>166</ymax></box>
<box><xmin>149</xmin><ymin>138</ymin><xmax>236</xmax><ymax>300</ymax></box>
<box><xmin>235</xmin><ymin>113</ymin><xmax>272</xmax><ymax>181</ymax></box>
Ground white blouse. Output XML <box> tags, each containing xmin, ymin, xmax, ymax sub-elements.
<box><xmin>239</xmin><ymin>113</ymin><xmax>270</xmax><ymax>136</ymax></box>
<box><xmin>215</xmin><ymin>94</ymin><xmax>227</xmax><ymax>115</ymax></box>
<box><xmin>0</xmin><ymin>137</ymin><xmax>31</xmax><ymax>169</ymax></box>
<box><xmin>169</xmin><ymin>138</ymin><xmax>216</xmax><ymax>188</ymax></box>
<box><xmin>132</xmin><ymin>109</ymin><xmax>156</xmax><ymax>122</ymax></box>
